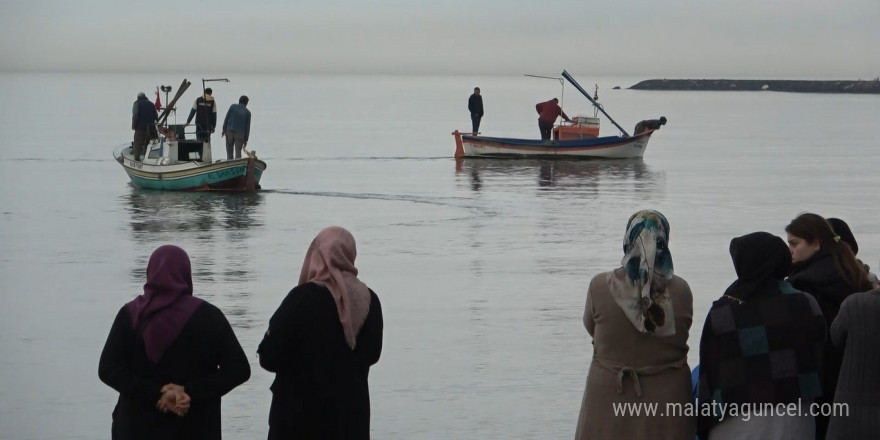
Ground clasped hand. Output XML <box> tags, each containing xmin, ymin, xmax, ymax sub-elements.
<box><xmin>156</xmin><ymin>383</ymin><xmax>191</xmax><ymax>417</ymax></box>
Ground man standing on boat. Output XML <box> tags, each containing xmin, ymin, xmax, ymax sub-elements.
<box><xmin>131</xmin><ymin>92</ymin><xmax>158</xmax><ymax>162</ymax></box>
<box><xmin>536</xmin><ymin>98</ymin><xmax>571</xmax><ymax>140</ymax></box>
<box><xmin>222</xmin><ymin>96</ymin><xmax>251</xmax><ymax>160</ymax></box>
<box><xmin>186</xmin><ymin>88</ymin><xmax>217</xmax><ymax>142</ymax></box>
<box><xmin>468</xmin><ymin>87</ymin><xmax>484</xmax><ymax>134</ymax></box>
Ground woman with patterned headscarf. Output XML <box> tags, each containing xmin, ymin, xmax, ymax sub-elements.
<box><xmin>99</xmin><ymin>245</ymin><xmax>251</xmax><ymax>440</ymax></box>
<box><xmin>258</xmin><ymin>226</ymin><xmax>384</xmax><ymax>440</ymax></box>
<box><xmin>574</xmin><ymin>210</ymin><xmax>695</xmax><ymax>440</ymax></box>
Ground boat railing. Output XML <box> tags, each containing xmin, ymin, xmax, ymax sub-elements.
<box><xmin>112</xmin><ymin>144</ymin><xmax>129</xmax><ymax>163</ymax></box>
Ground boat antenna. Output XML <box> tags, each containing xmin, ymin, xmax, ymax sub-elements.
<box><xmin>524</xmin><ymin>74</ymin><xmax>564</xmax><ymax>108</ymax></box>
<box><xmin>561</xmin><ymin>70</ymin><xmax>629</xmax><ymax>137</ymax></box>
<box><xmin>159</xmin><ymin>84</ymin><xmax>173</xmax><ymax>119</ymax></box>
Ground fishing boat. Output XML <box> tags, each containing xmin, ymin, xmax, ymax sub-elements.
<box><xmin>453</xmin><ymin>70</ymin><xmax>656</xmax><ymax>159</ymax></box>
<box><xmin>113</xmin><ymin>78</ymin><xmax>266</xmax><ymax>191</ymax></box>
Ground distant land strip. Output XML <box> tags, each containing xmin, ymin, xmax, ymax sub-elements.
<box><xmin>629</xmin><ymin>78</ymin><xmax>880</xmax><ymax>94</ymax></box>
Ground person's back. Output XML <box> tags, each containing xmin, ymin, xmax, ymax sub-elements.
<box><xmin>633</xmin><ymin>116</ymin><xmax>666</xmax><ymax>135</ymax></box>
<box><xmin>101</xmin><ymin>302</ymin><xmax>250</xmax><ymax>439</ymax></box>
<box><xmin>187</xmin><ymin>89</ymin><xmax>217</xmax><ymax>141</ymax></box>
<box><xmin>827</xmin><ymin>289</ymin><xmax>880</xmax><ymax>439</ymax></box>
<box><xmin>536</xmin><ymin>98</ymin><xmax>564</xmax><ymax>124</ymax></box>
<box><xmin>133</xmin><ymin>95</ymin><xmax>157</xmax><ymax>132</ymax></box>
<box><xmin>575</xmin><ymin>210</ymin><xmax>694</xmax><ymax>440</ymax></box>
<box><xmin>222</xmin><ymin>96</ymin><xmax>251</xmax><ymax>160</ymax></box>
<box><xmin>223</xmin><ymin>103</ymin><xmax>251</xmax><ymax>137</ymax></box>
<box><xmin>587</xmin><ymin>273</ymin><xmax>692</xmax><ymax>367</ymax></box>
<box><xmin>258</xmin><ymin>227</ymin><xmax>384</xmax><ymax>440</ymax></box>
<box><xmin>193</xmin><ymin>96</ymin><xmax>214</xmax><ymax>126</ymax></box>
<box><xmin>535</xmin><ymin>98</ymin><xmax>569</xmax><ymax>140</ymax></box>
<box><xmin>98</xmin><ymin>245</ymin><xmax>250</xmax><ymax>440</ymax></box>
<box><xmin>697</xmin><ymin>231</ymin><xmax>826</xmax><ymax>440</ymax></box>
<box><xmin>260</xmin><ymin>283</ymin><xmax>382</xmax><ymax>438</ymax></box>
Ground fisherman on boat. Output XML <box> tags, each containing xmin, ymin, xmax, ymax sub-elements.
<box><xmin>186</xmin><ymin>88</ymin><xmax>217</xmax><ymax>142</ymax></box>
<box><xmin>222</xmin><ymin>95</ymin><xmax>251</xmax><ymax>160</ymax></box>
<box><xmin>633</xmin><ymin>116</ymin><xmax>667</xmax><ymax>135</ymax></box>
<box><xmin>536</xmin><ymin>98</ymin><xmax>572</xmax><ymax>140</ymax></box>
<box><xmin>132</xmin><ymin>92</ymin><xmax>158</xmax><ymax>162</ymax></box>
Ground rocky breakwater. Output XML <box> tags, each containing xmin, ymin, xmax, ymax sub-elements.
<box><xmin>630</xmin><ymin>78</ymin><xmax>880</xmax><ymax>94</ymax></box>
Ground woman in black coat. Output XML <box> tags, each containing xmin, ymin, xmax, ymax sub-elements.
<box><xmin>784</xmin><ymin>213</ymin><xmax>872</xmax><ymax>440</ymax></box>
<box><xmin>259</xmin><ymin>226</ymin><xmax>383</xmax><ymax>440</ymax></box>
<box><xmin>99</xmin><ymin>245</ymin><xmax>250</xmax><ymax>440</ymax></box>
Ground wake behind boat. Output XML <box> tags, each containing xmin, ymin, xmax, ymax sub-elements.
<box><xmin>114</xmin><ymin>79</ymin><xmax>266</xmax><ymax>191</ymax></box>
<box><xmin>453</xmin><ymin>70</ymin><xmax>658</xmax><ymax>160</ymax></box>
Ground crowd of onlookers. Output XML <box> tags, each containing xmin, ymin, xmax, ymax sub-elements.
<box><xmin>96</xmin><ymin>211</ymin><xmax>879</xmax><ymax>440</ymax></box>
<box><xmin>574</xmin><ymin>211</ymin><xmax>879</xmax><ymax>440</ymax></box>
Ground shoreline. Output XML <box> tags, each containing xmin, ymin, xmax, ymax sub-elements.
<box><xmin>629</xmin><ymin>79</ymin><xmax>880</xmax><ymax>94</ymax></box>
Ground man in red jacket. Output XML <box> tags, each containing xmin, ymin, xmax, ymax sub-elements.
<box><xmin>536</xmin><ymin>98</ymin><xmax>571</xmax><ymax>140</ymax></box>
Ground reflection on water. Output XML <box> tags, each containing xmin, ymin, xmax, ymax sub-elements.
<box><xmin>455</xmin><ymin>158</ymin><xmax>664</xmax><ymax>196</ymax></box>
<box><xmin>125</xmin><ymin>190</ymin><xmax>264</xmax><ymax>234</ymax></box>
<box><xmin>122</xmin><ymin>190</ymin><xmax>265</xmax><ymax>329</ymax></box>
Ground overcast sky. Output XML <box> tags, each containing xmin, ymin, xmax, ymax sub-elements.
<box><xmin>1</xmin><ymin>0</ymin><xmax>878</xmax><ymax>78</ymax></box>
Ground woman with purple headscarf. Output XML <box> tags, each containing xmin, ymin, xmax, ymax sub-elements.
<box><xmin>258</xmin><ymin>226</ymin><xmax>384</xmax><ymax>440</ymax></box>
<box><xmin>99</xmin><ymin>245</ymin><xmax>250</xmax><ymax>440</ymax></box>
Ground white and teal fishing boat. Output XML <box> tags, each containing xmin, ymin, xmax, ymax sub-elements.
<box><xmin>113</xmin><ymin>79</ymin><xmax>266</xmax><ymax>191</ymax></box>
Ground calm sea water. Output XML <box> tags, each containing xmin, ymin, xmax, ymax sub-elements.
<box><xmin>0</xmin><ymin>72</ymin><xmax>878</xmax><ymax>439</ymax></box>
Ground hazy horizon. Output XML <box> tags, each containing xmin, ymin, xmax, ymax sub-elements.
<box><xmin>1</xmin><ymin>0</ymin><xmax>878</xmax><ymax>79</ymax></box>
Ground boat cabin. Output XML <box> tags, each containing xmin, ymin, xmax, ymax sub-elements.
<box><xmin>142</xmin><ymin>124</ymin><xmax>213</xmax><ymax>165</ymax></box>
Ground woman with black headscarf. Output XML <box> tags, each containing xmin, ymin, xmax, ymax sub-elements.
<box><xmin>99</xmin><ymin>245</ymin><xmax>250</xmax><ymax>440</ymax></box>
<box><xmin>697</xmin><ymin>232</ymin><xmax>826</xmax><ymax>440</ymax></box>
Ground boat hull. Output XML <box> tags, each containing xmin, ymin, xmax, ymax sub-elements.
<box><xmin>457</xmin><ymin>130</ymin><xmax>653</xmax><ymax>159</ymax></box>
<box><xmin>119</xmin><ymin>156</ymin><xmax>266</xmax><ymax>191</ymax></box>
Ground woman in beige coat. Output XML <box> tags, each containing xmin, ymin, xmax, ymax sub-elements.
<box><xmin>575</xmin><ymin>210</ymin><xmax>695</xmax><ymax>440</ymax></box>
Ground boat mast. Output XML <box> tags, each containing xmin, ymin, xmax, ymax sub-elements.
<box><xmin>202</xmin><ymin>78</ymin><xmax>230</xmax><ymax>96</ymax></box>
<box><xmin>561</xmin><ymin>70</ymin><xmax>629</xmax><ymax>137</ymax></box>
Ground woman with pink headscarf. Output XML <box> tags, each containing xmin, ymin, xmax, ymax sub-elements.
<box><xmin>99</xmin><ymin>245</ymin><xmax>250</xmax><ymax>440</ymax></box>
<box><xmin>259</xmin><ymin>226</ymin><xmax>384</xmax><ymax>440</ymax></box>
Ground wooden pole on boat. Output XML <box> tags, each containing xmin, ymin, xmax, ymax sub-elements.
<box><xmin>242</xmin><ymin>146</ymin><xmax>257</xmax><ymax>192</ymax></box>
<box><xmin>245</xmin><ymin>156</ymin><xmax>256</xmax><ymax>192</ymax></box>
<box><xmin>561</xmin><ymin>70</ymin><xmax>630</xmax><ymax>137</ymax></box>
<box><xmin>157</xmin><ymin>79</ymin><xmax>192</xmax><ymax>125</ymax></box>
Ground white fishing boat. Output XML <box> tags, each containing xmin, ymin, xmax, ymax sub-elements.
<box><xmin>113</xmin><ymin>78</ymin><xmax>266</xmax><ymax>191</ymax></box>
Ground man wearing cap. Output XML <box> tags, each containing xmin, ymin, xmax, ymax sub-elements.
<box><xmin>468</xmin><ymin>87</ymin><xmax>484</xmax><ymax>134</ymax></box>
<box><xmin>131</xmin><ymin>92</ymin><xmax>158</xmax><ymax>162</ymax></box>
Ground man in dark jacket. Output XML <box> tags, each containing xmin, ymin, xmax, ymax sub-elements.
<box><xmin>468</xmin><ymin>87</ymin><xmax>484</xmax><ymax>134</ymax></box>
<box><xmin>633</xmin><ymin>116</ymin><xmax>667</xmax><ymax>135</ymax></box>
<box><xmin>535</xmin><ymin>98</ymin><xmax>571</xmax><ymax>140</ymax></box>
<box><xmin>186</xmin><ymin>88</ymin><xmax>217</xmax><ymax>142</ymax></box>
<box><xmin>131</xmin><ymin>92</ymin><xmax>158</xmax><ymax>162</ymax></box>
<box><xmin>222</xmin><ymin>96</ymin><xmax>251</xmax><ymax>160</ymax></box>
